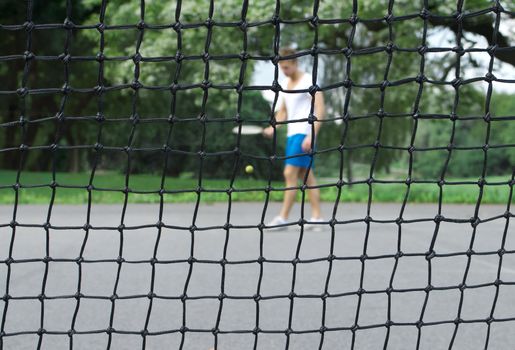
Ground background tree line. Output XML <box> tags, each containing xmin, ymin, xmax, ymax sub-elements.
<box><xmin>0</xmin><ymin>0</ymin><xmax>513</xmax><ymax>181</ymax></box>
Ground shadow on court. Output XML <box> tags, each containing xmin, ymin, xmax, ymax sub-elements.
<box><xmin>0</xmin><ymin>203</ymin><xmax>514</xmax><ymax>350</ymax></box>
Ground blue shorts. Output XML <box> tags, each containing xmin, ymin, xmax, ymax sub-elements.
<box><xmin>285</xmin><ymin>133</ymin><xmax>315</xmax><ymax>169</ymax></box>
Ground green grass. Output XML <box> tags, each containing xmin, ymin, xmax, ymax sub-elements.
<box><xmin>0</xmin><ymin>170</ymin><xmax>512</xmax><ymax>205</ymax></box>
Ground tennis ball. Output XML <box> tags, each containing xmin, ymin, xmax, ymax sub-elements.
<box><xmin>245</xmin><ymin>165</ymin><xmax>254</xmax><ymax>174</ymax></box>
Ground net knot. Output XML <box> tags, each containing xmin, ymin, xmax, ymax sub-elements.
<box><xmin>351</xmin><ymin>324</ymin><xmax>359</xmax><ymax>332</ymax></box>
<box><xmin>252</xmin><ymin>327</ymin><xmax>261</xmax><ymax>335</ymax></box>
<box><xmin>147</xmin><ymin>292</ymin><xmax>156</xmax><ymax>299</ymax></box>
<box><xmin>67</xmin><ymin>329</ymin><xmax>76</xmax><ymax>336</ymax></box>
<box><xmin>95</xmin><ymin>113</ymin><xmax>105</xmax><ymax>123</ymax></box>
<box><xmin>308</xmin><ymin>85</ymin><xmax>319</xmax><ymax>95</ymax></box>
<box><xmin>470</xmin><ymin>216</ymin><xmax>480</xmax><ymax>227</ymax></box>
<box><xmin>24</xmin><ymin>21</ymin><xmax>34</xmax><ymax>32</ymax></box>
<box><xmin>308</xmin><ymin>16</ymin><xmax>319</xmax><ymax>28</ymax></box>
<box><xmin>395</xmin><ymin>251</ymin><xmax>404</xmax><ymax>259</ymax></box>
<box><xmin>2</xmin><ymin>294</ymin><xmax>10</xmax><ymax>301</ymax></box>
<box><xmin>83</xmin><ymin>223</ymin><xmax>92</xmax><ymax>231</ymax></box>
<box><xmin>239</xmin><ymin>20</ymin><xmax>248</xmax><ymax>31</ymax></box>
<box><xmin>342</xmin><ymin>78</ymin><xmax>353</xmax><ymax>88</ymax></box>
<box><xmin>451</xmin><ymin>78</ymin><xmax>462</xmax><ymax>88</ymax></box>
<box><xmin>257</xmin><ymin>256</ymin><xmax>266</xmax><ymax>264</ymax></box>
<box><xmin>202</xmin><ymin>52</ymin><xmax>210</xmax><ymax>63</ymax></box>
<box><xmin>37</xmin><ymin>328</ymin><xmax>46</xmax><ymax>336</ymax></box>
<box><xmin>284</xmin><ymin>328</ymin><xmax>293</xmax><ymax>336</ymax></box>
<box><xmin>211</xmin><ymin>328</ymin><xmax>219</xmax><ymax>335</ymax></box>
<box><xmin>219</xmin><ymin>258</ymin><xmax>228</xmax><ymax>266</ymax></box>
<box><xmin>63</xmin><ymin>18</ymin><xmax>75</xmax><ymax>30</ymax></box>
<box><xmin>74</xmin><ymin>292</ymin><xmax>84</xmax><ymax>299</ymax></box>
<box><xmin>484</xmin><ymin>72</ymin><xmax>496</xmax><ymax>83</ymax></box>
<box><xmin>349</xmin><ymin>14</ymin><xmax>359</xmax><ymax>25</ymax></box>
<box><xmin>494</xmin><ymin>279</ymin><xmax>503</xmax><ymax>286</ymax></box>
<box><xmin>95</xmin><ymin>85</ymin><xmax>106</xmax><ymax>95</ymax></box>
<box><xmin>271</xmin><ymin>80</ymin><xmax>281</xmax><ymax>92</ymax></box>
<box><xmin>150</xmin><ymin>258</ymin><xmax>158</xmax><ymax>265</ymax></box>
<box><xmin>140</xmin><ymin>329</ymin><xmax>149</xmax><ymax>337</ymax></box>
<box><xmin>359</xmin><ymin>254</ymin><xmax>368</xmax><ymax>263</ymax></box>
<box><xmin>329</xmin><ymin>218</ymin><xmax>338</xmax><ymax>227</ymax></box>
<box><xmin>291</xmin><ymin>258</ymin><xmax>300</xmax><ymax>265</ymax></box>
<box><xmin>106</xmin><ymin>327</ymin><xmax>115</xmax><ymax>335</ymax></box>
<box><xmin>239</xmin><ymin>51</ymin><xmax>249</xmax><ymax>61</ymax></box>
<box><xmin>425</xmin><ymin>250</ymin><xmax>436</xmax><ymax>260</ymax></box>
<box><xmin>173</xmin><ymin>22</ymin><xmax>183</xmax><ymax>32</ymax></box>
<box><xmin>24</xmin><ymin>51</ymin><xmax>34</xmax><ymax>61</ymax></box>
<box><xmin>75</xmin><ymin>257</ymin><xmax>84</xmax><ymax>265</ymax></box>
<box><xmin>417</xmin><ymin>45</ymin><xmax>428</xmax><ymax>55</ymax></box>
<box><xmin>380</xmin><ymin>80</ymin><xmax>390</xmax><ymax>91</ymax></box>
<box><xmin>385</xmin><ymin>42</ymin><xmax>395</xmax><ymax>54</ymax></box>
<box><xmin>384</xmin><ymin>13</ymin><xmax>394</xmax><ymax>24</ymax></box>
<box><xmin>319</xmin><ymin>326</ymin><xmax>327</xmax><ymax>333</ymax></box>
<box><xmin>253</xmin><ymin>294</ymin><xmax>261</xmax><ymax>302</ymax></box>
<box><xmin>204</xmin><ymin>18</ymin><xmax>215</xmax><ymax>28</ymax></box>
<box><xmin>486</xmin><ymin>317</ymin><xmax>495</xmax><ymax>325</ymax></box>
<box><xmin>487</xmin><ymin>45</ymin><xmax>498</xmax><ymax>56</ymax></box>
<box><xmin>17</xmin><ymin>87</ymin><xmax>28</xmax><ymax>97</ymax></box>
<box><xmin>116</xmin><ymin>256</ymin><xmax>125</xmax><ymax>264</ymax></box>
<box><xmin>175</xmin><ymin>52</ymin><xmax>184</xmax><ymax>62</ymax></box>
<box><xmin>132</xmin><ymin>53</ymin><xmax>142</xmax><ymax>64</ymax></box>
<box><xmin>453</xmin><ymin>11</ymin><xmax>464</xmax><ymax>23</ymax></box>
<box><xmin>492</xmin><ymin>3</ymin><xmax>504</xmax><ymax>13</ymax></box>
<box><xmin>454</xmin><ymin>318</ymin><xmax>462</xmax><ymax>325</ymax></box>
<box><xmin>42</xmin><ymin>256</ymin><xmax>52</xmax><ymax>263</ymax></box>
<box><xmin>342</xmin><ymin>47</ymin><xmax>353</xmax><ymax>58</ymax></box>
<box><xmin>415</xmin><ymin>74</ymin><xmax>426</xmax><ymax>84</ymax></box>
<box><xmin>97</xmin><ymin>23</ymin><xmax>106</xmax><ymax>33</ymax></box>
<box><xmin>218</xmin><ymin>293</ymin><xmax>226</xmax><ymax>300</ymax></box>
<box><xmin>458</xmin><ymin>283</ymin><xmax>467</xmax><ymax>291</ymax></box>
<box><xmin>419</xmin><ymin>8</ymin><xmax>431</xmax><ymax>20</ymax></box>
<box><xmin>61</xmin><ymin>83</ymin><xmax>71</xmax><ymax>95</ymax></box>
<box><xmin>386</xmin><ymin>287</ymin><xmax>394</xmax><ymax>295</ymax></box>
<box><xmin>96</xmin><ymin>52</ymin><xmax>105</xmax><ymax>62</ymax></box>
<box><xmin>187</xmin><ymin>256</ymin><xmax>197</xmax><ymax>264</ymax></box>
<box><xmin>395</xmin><ymin>217</ymin><xmax>404</xmax><ymax>225</ymax></box>
<box><xmin>415</xmin><ymin>320</ymin><xmax>424</xmax><ymax>329</ymax></box>
<box><xmin>131</xmin><ymin>113</ymin><xmax>140</xmax><ymax>125</ymax></box>
<box><xmin>180</xmin><ymin>326</ymin><xmax>189</xmax><ymax>334</ymax></box>
<box><xmin>131</xmin><ymin>80</ymin><xmax>142</xmax><ymax>90</ymax></box>
<box><xmin>452</xmin><ymin>46</ymin><xmax>465</xmax><ymax>56</ymax></box>
<box><xmin>201</xmin><ymin>80</ymin><xmax>212</xmax><ymax>90</ymax></box>
<box><xmin>137</xmin><ymin>20</ymin><xmax>146</xmax><ymax>30</ymax></box>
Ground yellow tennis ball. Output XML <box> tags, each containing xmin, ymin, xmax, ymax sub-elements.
<box><xmin>245</xmin><ymin>165</ymin><xmax>254</xmax><ymax>174</ymax></box>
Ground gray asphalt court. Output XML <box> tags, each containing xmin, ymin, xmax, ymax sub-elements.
<box><xmin>0</xmin><ymin>202</ymin><xmax>514</xmax><ymax>350</ymax></box>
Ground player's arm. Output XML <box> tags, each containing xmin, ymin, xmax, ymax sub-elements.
<box><xmin>263</xmin><ymin>101</ymin><xmax>287</xmax><ymax>138</ymax></box>
<box><xmin>312</xmin><ymin>91</ymin><xmax>325</xmax><ymax>136</ymax></box>
<box><xmin>302</xmin><ymin>91</ymin><xmax>325</xmax><ymax>151</ymax></box>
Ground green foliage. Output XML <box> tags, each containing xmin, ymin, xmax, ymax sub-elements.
<box><xmin>0</xmin><ymin>0</ymin><xmax>512</xmax><ymax>182</ymax></box>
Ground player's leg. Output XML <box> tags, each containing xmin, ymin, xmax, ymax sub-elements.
<box><xmin>279</xmin><ymin>164</ymin><xmax>301</xmax><ymax>219</ymax></box>
<box><xmin>299</xmin><ymin>167</ymin><xmax>322</xmax><ymax>219</ymax></box>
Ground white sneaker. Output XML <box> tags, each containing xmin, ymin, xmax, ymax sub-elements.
<box><xmin>266</xmin><ymin>215</ymin><xmax>288</xmax><ymax>230</ymax></box>
<box><xmin>305</xmin><ymin>217</ymin><xmax>325</xmax><ymax>231</ymax></box>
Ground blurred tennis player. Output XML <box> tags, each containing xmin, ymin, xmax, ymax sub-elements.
<box><xmin>263</xmin><ymin>47</ymin><xmax>325</xmax><ymax>230</ymax></box>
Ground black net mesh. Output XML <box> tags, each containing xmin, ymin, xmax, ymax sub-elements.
<box><xmin>1</xmin><ymin>0</ymin><xmax>515</xmax><ymax>349</ymax></box>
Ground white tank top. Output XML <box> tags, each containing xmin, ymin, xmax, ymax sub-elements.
<box><xmin>279</xmin><ymin>72</ymin><xmax>313</xmax><ymax>136</ymax></box>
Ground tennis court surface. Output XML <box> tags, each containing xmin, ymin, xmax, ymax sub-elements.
<box><xmin>1</xmin><ymin>202</ymin><xmax>514</xmax><ymax>349</ymax></box>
